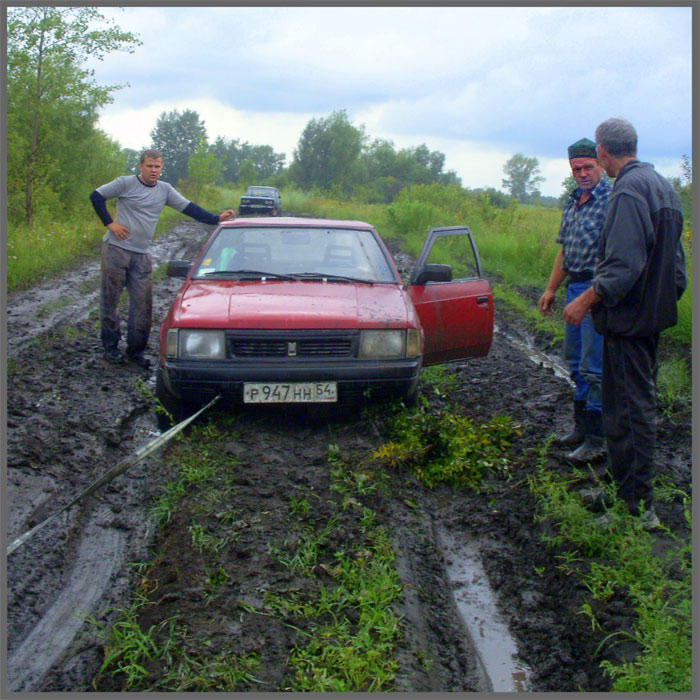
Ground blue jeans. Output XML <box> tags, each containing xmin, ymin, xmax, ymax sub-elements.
<box><xmin>565</xmin><ymin>281</ymin><xmax>602</xmax><ymax>413</ymax></box>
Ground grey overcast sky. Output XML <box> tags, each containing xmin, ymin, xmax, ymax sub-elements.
<box><xmin>86</xmin><ymin>4</ymin><xmax>694</xmax><ymax>197</ymax></box>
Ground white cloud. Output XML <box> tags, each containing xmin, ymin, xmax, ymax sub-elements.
<box><xmin>98</xmin><ymin>98</ymin><xmax>312</xmax><ymax>162</ymax></box>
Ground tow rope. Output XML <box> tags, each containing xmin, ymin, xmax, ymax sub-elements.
<box><xmin>7</xmin><ymin>394</ymin><xmax>220</xmax><ymax>556</ymax></box>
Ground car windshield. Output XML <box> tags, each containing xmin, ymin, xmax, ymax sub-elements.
<box><xmin>245</xmin><ymin>187</ymin><xmax>276</xmax><ymax>197</ymax></box>
<box><xmin>192</xmin><ymin>226</ymin><xmax>397</xmax><ymax>283</ymax></box>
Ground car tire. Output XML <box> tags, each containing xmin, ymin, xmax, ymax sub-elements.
<box><xmin>155</xmin><ymin>368</ymin><xmax>197</xmax><ymax>432</ymax></box>
<box><xmin>403</xmin><ymin>385</ymin><xmax>420</xmax><ymax>409</ymax></box>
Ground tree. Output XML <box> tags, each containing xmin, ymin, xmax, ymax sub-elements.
<box><xmin>502</xmin><ymin>154</ymin><xmax>544</xmax><ymax>203</ymax></box>
<box><xmin>6</xmin><ymin>7</ymin><xmax>140</xmax><ymax>225</ymax></box>
<box><xmin>358</xmin><ymin>138</ymin><xmax>460</xmax><ymax>202</ymax></box>
<box><xmin>238</xmin><ymin>159</ymin><xmax>257</xmax><ymax>189</ymax></box>
<box><xmin>184</xmin><ymin>135</ymin><xmax>223</xmax><ymax>198</ymax></box>
<box><xmin>669</xmin><ymin>154</ymin><xmax>693</xmax><ymax>225</ymax></box>
<box><xmin>150</xmin><ymin>109</ymin><xmax>207</xmax><ymax>185</ymax></box>
<box><xmin>209</xmin><ymin>137</ymin><xmax>285</xmax><ymax>184</ymax></box>
<box><xmin>290</xmin><ymin>110</ymin><xmax>366</xmax><ymax>192</ymax></box>
<box><xmin>121</xmin><ymin>148</ymin><xmax>141</xmax><ymax>176</ymax></box>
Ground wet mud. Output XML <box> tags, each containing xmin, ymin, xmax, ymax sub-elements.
<box><xmin>4</xmin><ymin>218</ymin><xmax>692</xmax><ymax>692</ymax></box>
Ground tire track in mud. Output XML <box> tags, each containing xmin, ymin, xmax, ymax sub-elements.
<box><xmin>5</xmin><ymin>220</ymin><xmax>214</xmax><ymax>692</ymax></box>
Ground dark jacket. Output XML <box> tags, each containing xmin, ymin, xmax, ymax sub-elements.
<box><xmin>591</xmin><ymin>160</ymin><xmax>686</xmax><ymax>336</ymax></box>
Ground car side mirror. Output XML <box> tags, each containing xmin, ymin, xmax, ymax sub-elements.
<box><xmin>167</xmin><ymin>260</ymin><xmax>192</xmax><ymax>278</ymax></box>
<box><xmin>411</xmin><ymin>263</ymin><xmax>452</xmax><ymax>286</ymax></box>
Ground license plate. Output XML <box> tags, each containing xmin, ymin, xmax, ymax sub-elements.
<box><xmin>243</xmin><ymin>382</ymin><xmax>337</xmax><ymax>403</ymax></box>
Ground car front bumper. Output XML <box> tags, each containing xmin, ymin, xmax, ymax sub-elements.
<box><xmin>161</xmin><ymin>357</ymin><xmax>421</xmax><ymax>406</ymax></box>
<box><xmin>239</xmin><ymin>200</ymin><xmax>276</xmax><ymax>211</ymax></box>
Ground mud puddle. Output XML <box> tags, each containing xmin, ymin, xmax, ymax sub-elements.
<box><xmin>495</xmin><ymin>322</ymin><xmax>572</xmax><ymax>384</ymax></box>
<box><xmin>439</xmin><ymin>528</ymin><xmax>530</xmax><ymax>692</ymax></box>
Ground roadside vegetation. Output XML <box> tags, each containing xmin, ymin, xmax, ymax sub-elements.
<box><xmin>528</xmin><ymin>443</ymin><xmax>692</xmax><ymax>692</ymax></box>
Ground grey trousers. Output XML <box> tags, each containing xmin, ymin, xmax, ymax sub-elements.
<box><xmin>100</xmin><ymin>242</ymin><xmax>153</xmax><ymax>354</ymax></box>
<box><xmin>602</xmin><ymin>333</ymin><xmax>660</xmax><ymax>513</ymax></box>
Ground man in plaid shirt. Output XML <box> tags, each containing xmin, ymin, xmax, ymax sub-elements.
<box><xmin>538</xmin><ymin>138</ymin><xmax>612</xmax><ymax>462</ymax></box>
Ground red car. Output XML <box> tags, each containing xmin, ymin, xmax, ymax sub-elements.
<box><xmin>156</xmin><ymin>217</ymin><xmax>492</xmax><ymax>428</ymax></box>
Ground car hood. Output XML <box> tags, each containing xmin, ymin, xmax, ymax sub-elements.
<box><xmin>173</xmin><ymin>280</ymin><xmax>411</xmax><ymax>329</ymax></box>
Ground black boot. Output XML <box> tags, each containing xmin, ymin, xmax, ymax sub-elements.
<box><xmin>567</xmin><ymin>409</ymin><xmax>605</xmax><ymax>463</ymax></box>
<box><xmin>554</xmin><ymin>400</ymin><xmax>586</xmax><ymax>447</ymax></box>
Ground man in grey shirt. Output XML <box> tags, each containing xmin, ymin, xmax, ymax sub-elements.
<box><xmin>90</xmin><ymin>149</ymin><xmax>235</xmax><ymax>367</ymax></box>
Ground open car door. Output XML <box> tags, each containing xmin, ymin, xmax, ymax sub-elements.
<box><xmin>406</xmin><ymin>226</ymin><xmax>493</xmax><ymax>366</ymax></box>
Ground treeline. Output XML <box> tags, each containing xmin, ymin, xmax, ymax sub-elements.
<box><xmin>126</xmin><ymin>107</ymin><xmax>513</xmax><ymax>207</ymax></box>
<box><xmin>6</xmin><ymin>7</ymin><xmax>140</xmax><ymax>227</ymax></box>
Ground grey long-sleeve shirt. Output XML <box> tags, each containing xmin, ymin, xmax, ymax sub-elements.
<box><xmin>93</xmin><ymin>175</ymin><xmax>191</xmax><ymax>254</ymax></box>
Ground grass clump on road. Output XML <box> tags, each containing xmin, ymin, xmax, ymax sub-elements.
<box><xmin>371</xmin><ymin>402</ymin><xmax>517</xmax><ymax>489</ymax></box>
<box><xmin>259</xmin><ymin>444</ymin><xmax>403</xmax><ymax>691</ymax></box>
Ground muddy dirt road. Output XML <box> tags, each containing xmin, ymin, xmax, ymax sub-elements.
<box><xmin>4</xmin><ymin>218</ymin><xmax>692</xmax><ymax>692</ymax></box>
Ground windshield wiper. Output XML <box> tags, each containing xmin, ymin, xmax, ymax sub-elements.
<box><xmin>290</xmin><ymin>272</ymin><xmax>376</xmax><ymax>285</ymax></box>
<box><xmin>201</xmin><ymin>270</ymin><xmax>297</xmax><ymax>280</ymax></box>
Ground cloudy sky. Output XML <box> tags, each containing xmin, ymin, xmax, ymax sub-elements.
<box><xmin>87</xmin><ymin>4</ymin><xmax>693</xmax><ymax>197</ymax></box>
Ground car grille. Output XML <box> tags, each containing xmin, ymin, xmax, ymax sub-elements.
<box><xmin>226</xmin><ymin>331</ymin><xmax>357</xmax><ymax>358</ymax></box>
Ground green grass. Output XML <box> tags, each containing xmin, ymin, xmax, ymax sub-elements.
<box><xmin>7</xmin><ymin>209</ymin><xmax>102</xmax><ymax>290</ymax></box>
<box><xmin>95</xmin><ymin>416</ymin><xmax>405</xmax><ymax>692</ymax></box>
<box><xmin>656</xmin><ymin>356</ymin><xmax>692</xmax><ymax>416</ymax></box>
<box><xmin>370</xmin><ymin>401</ymin><xmax>517</xmax><ymax>489</ymax></box>
<box><xmin>527</xmin><ymin>447</ymin><xmax>692</xmax><ymax>692</ymax></box>
<box><xmin>262</xmin><ymin>444</ymin><xmax>403</xmax><ymax>692</ymax></box>
<box><xmin>87</xmin><ymin>586</ymin><xmax>261</xmax><ymax>691</ymax></box>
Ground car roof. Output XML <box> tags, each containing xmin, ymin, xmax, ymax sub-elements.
<box><xmin>220</xmin><ymin>217</ymin><xmax>375</xmax><ymax>230</ymax></box>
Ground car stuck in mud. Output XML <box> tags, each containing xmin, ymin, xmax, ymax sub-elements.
<box><xmin>155</xmin><ymin>218</ymin><xmax>493</xmax><ymax>427</ymax></box>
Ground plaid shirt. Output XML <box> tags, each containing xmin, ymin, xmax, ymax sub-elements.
<box><xmin>556</xmin><ymin>178</ymin><xmax>612</xmax><ymax>276</ymax></box>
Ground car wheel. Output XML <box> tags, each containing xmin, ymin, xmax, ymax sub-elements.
<box><xmin>403</xmin><ymin>385</ymin><xmax>420</xmax><ymax>409</ymax></box>
<box><xmin>155</xmin><ymin>368</ymin><xmax>197</xmax><ymax>431</ymax></box>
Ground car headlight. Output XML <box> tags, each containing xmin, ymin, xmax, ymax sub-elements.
<box><xmin>167</xmin><ymin>329</ymin><xmax>226</xmax><ymax>359</ymax></box>
<box><xmin>406</xmin><ymin>329</ymin><xmax>421</xmax><ymax>358</ymax></box>
<box><xmin>359</xmin><ymin>330</ymin><xmax>407</xmax><ymax>359</ymax></box>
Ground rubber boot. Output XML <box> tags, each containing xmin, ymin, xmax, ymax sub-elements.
<box><xmin>554</xmin><ymin>400</ymin><xmax>586</xmax><ymax>447</ymax></box>
<box><xmin>567</xmin><ymin>409</ymin><xmax>605</xmax><ymax>463</ymax></box>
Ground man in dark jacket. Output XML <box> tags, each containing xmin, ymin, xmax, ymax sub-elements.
<box><xmin>563</xmin><ymin>118</ymin><xmax>687</xmax><ymax>529</ymax></box>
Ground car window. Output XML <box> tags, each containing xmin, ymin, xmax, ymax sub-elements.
<box><xmin>193</xmin><ymin>227</ymin><xmax>397</xmax><ymax>282</ymax></box>
<box><xmin>245</xmin><ymin>187</ymin><xmax>277</xmax><ymax>197</ymax></box>
<box><xmin>424</xmin><ymin>232</ymin><xmax>480</xmax><ymax>279</ymax></box>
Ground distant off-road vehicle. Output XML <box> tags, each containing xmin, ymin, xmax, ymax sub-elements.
<box><xmin>239</xmin><ymin>186</ymin><xmax>282</xmax><ymax>216</ymax></box>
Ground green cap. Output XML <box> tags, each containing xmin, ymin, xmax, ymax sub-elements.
<box><xmin>568</xmin><ymin>138</ymin><xmax>597</xmax><ymax>160</ymax></box>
